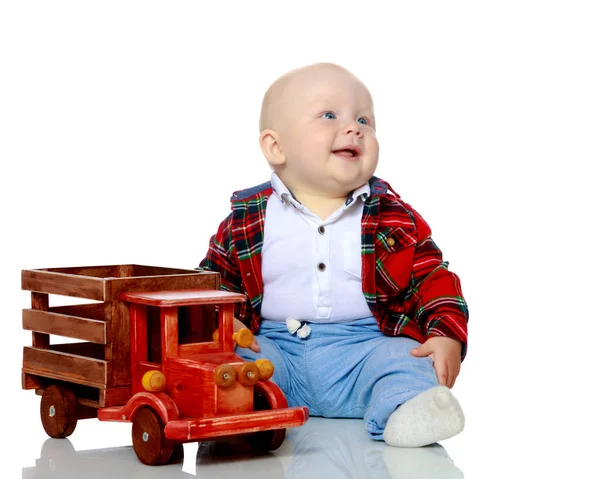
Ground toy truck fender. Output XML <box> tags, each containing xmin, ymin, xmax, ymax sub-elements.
<box><xmin>98</xmin><ymin>391</ymin><xmax>179</xmax><ymax>424</ymax></box>
<box><xmin>254</xmin><ymin>376</ymin><xmax>288</xmax><ymax>409</ymax></box>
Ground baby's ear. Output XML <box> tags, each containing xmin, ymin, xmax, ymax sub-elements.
<box><xmin>259</xmin><ymin>129</ymin><xmax>285</xmax><ymax>168</ymax></box>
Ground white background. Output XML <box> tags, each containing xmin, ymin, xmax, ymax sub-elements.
<box><xmin>2</xmin><ymin>1</ymin><xmax>599</xmax><ymax>477</ymax></box>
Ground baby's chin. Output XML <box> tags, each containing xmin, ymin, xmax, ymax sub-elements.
<box><xmin>324</xmin><ymin>176</ymin><xmax>372</xmax><ymax>195</ymax></box>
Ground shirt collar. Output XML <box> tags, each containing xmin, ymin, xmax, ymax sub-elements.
<box><xmin>270</xmin><ymin>172</ymin><xmax>371</xmax><ymax>209</ymax></box>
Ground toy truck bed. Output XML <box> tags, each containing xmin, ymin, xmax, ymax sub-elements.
<box><xmin>21</xmin><ymin>264</ymin><xmax>219</xmax><ymax>408</ymax></box>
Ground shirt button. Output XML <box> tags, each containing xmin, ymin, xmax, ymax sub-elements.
<box><xmin>318</xmin><ymin>226</ymin><xmax>325</xmax><ymax>235</ymax></box>
<box><xmin>386</xmin><ymin>237</ymin><xmax>396</xmax><ymax>247</ymax></box>
<box><xmin>317</xmin><ymin>262</ymin><xmax>327</xmax><ymax>272</ymax></box>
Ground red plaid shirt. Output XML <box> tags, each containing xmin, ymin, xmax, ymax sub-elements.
<box><xmin>199</xmin><ymin>176</ymin><xmax>469</xmax><ymax>359</ymax></box>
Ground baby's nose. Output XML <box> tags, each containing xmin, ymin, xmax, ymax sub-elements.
<box><xmin>344</xmin><ymin>123</ymin><xmax>362</xmax><ymax>136</ymax></box>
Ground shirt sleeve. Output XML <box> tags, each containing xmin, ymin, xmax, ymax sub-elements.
<box><xmin>405</xmin><ymin>205</ymin><xmax>469</xmax><ymax>360</ymax></box>
<box><xmin>197</xmin><ymin>213</ymin><xmax>255</xmax><ymax>328</ymax></box>
<box><xmin>198</xmin><ymin>213</ymin><xmax>243</xmax><ymax>293</ymax></box>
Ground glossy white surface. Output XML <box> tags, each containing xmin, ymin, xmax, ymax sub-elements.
<box><xmin>20</xmin><ymin>415</ymin><xmax>464</xmax><ymax>479</ymax></box>
<box><xmin>3</xmin><ymin>1</ymin><xmax>599</xmax><ymax>478</ymax></box>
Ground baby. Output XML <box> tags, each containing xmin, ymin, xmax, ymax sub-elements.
<box><xmin>198</xmin><ymin>62</ymin><xmax>468</xmax><ymax>447</ymax></box>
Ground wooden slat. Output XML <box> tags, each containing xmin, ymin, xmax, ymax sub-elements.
<box><xmin>22</xmin><ymin>270</ymin><xmax>107</xmax><ymax>301</ymax></box>
<box><xmin>163</xmin><ymin>307</ymin><xmax>178</xmax><ymax>360</ymax></box>
<box><xmin>24</xmin><ymin>372</ymin><xmax>130</xmax><ymax>407</ymax></box>
<box><xmin>130</xmin><ymin>303</ymin><xmax>147</xmax><ymax>392</ymax></box>
<box><xmin>115</xmin><ymin>264</ymin><xmax>134</xmax><ymax>277</ymax></box>
<box><xmin>105</xmin><ymin>300</ymin><xmax>131</xmax><ymax>387</ymax></box>
<box><xmin>132</xmin><ymin>264</ymin><xmax>204</xmax><ymax>276</ymax></box>
<box><xmin>23</xmin><ymin>347</ymin><xmax>107</xmax><ymax>387</ymax></box>
<box><xmin>31</xmin><ymin>292</ymin><xmax>50</xmax><ymax>348</ymax></box>
<box><xmin>23</xmin><ymin>309</ymin><xmax>106</xmax><ymax>344</ymax></box>
<box><xmin>49</xmin><ymin>302</ymin><xmax>109</xmax><ymax>321</ymax></box>
<box><xmin>22</xmin><ymin>372</ymin><xmax>45</xmax><ymax>390</ymax></box>
<box><xmin>44</xmin><ymin>265</ymin><xmax>119</xmax><ymax>278</ymax></box>
<box><xmin>107</xmin><ymin>272</ymin><xmax>219</xmax><ymax>301</ymax></box>
<box><xmin>221</xmin><ymin>304</ymin><xmax>234</xmax><ymax>353</ymax></box>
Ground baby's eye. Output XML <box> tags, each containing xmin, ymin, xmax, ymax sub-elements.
<box><xmin>322</xmin><ymin>112</ymin><xmax>336</xmax><ymax>120</ymax></box>
<box><xmin>357</xmin><ymin>117</ymin><xmax>368</xmax><ymax>125</ymax></box>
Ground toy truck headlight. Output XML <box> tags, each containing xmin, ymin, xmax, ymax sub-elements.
<box><xmin>238</xmin><ymin>362</ymin><xmax>260</xmax><ymax>386</ymax></box>
<box><xmin>141</xmin><ymin>370</ymin><xmax>166</xmax><ymax>392</ymax></box>
<box><xmin>214</xmin><ymin>364</ymin><xmax>237</xmax><ymax>388</ymax></box>
<box><xmin>255</xmin><ymin>359</ymin><xmax>274</xmax><ymax>380</ymax></box>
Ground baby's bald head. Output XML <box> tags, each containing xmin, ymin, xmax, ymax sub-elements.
<box><xmin>257</xmin><ymin>62</ymin><xmax>379</xmax><ymax>200</ymax></box>
<box><xmin>259</xmin><ymin>62</ymin><xmax>372</xmax><ymax>133</ymax></box>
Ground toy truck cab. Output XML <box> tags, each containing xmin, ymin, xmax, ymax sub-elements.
<box><xmin>97</xmin><ymin>289</ymin><xmax>308</xmax><ymax>465</ymax></box>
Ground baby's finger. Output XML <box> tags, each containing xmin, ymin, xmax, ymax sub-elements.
<box><xmin>411</xmin><ymin>342</ymin><xmax>433</xmax><ymax>357</ymax></box>
<box><xmin>447</xmin><ymin>370</ymin><xmax>456</xmax><ymax>389</ymax></box>
<box><xmin>435</xmin><ymin>361</ymin><xmax>449</xmax><ymax>387</ymax></box>
<box><xmin>449</xmin><ymin>362</ymin><xmax>461</xmax><ymax>388</ymax></box>
<box><xmin>250</xmin><ymin>338</ymin><xmax>261</xmax><ymax>353</ymax></box>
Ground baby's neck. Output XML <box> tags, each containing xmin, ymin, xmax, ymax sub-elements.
<box><xmin>294</xmin><ymin>194</ymin><xmax>348</xmax><ymax>221</ymax></box>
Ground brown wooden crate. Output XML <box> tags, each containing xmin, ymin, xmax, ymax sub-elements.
<box><xmin>77</xmin><ymin>404</ymin><xmax>99</xmax><ymax>419</ymax></box>
<box><xmin>23</xmin><ymin>309</ymin><xmax>107</xmax><ymax>344</ymax></box>
<box><xmin>100</xmin><ymin>386</ymin><xmax>131</xmax><ymax>407</ymax></box>
<box><xmin>105</xmin><ymin>300</ymin><xmax>131</xmax><ymax>387</ymax></box>
<box><xmin>49</xmin><ymin>302</ymin><xmax>110</xmax><ymax>321</ymax></box>
<box><xmin>115</xmin><ymin>264</ymin><xmax>134</xmax><ymax>277</ymax></box>
<box><xmin>50</xmin><ymin>342</ymin><xmax>105</xmax><ymax>359</ymax></box>
<box><xmin>23</xmin><ymin>347</ymin><xmax>107</xmax><ymax>387</ymax></box>
<box><xmin>22</xmin><ymin>270</ymin><xmax>107</xmax><ymax>301</ymax></box>
<box><xmin>107</xmin><ymin>272</ymin><xmax>219</xmax><ymax>300</ymax></box>
<box><xmin>132</xmin><ymin>264</ymin><xmax>204</xmax><ymax>276</ymax></box>
<box><xmin>24</xmin><ymin>372</ymin><xmax>129</xmax><ymax>408</ymax></box>
<box><xmin>31</xmin><ymin>292</ymin><xmax>50</xmax><ymax>349</ymax></box>
<box><xmin>22</xmin><ymin>372</ymin><xmax>45</xmax><ymax>390</ymax></box>
<box><xmin>43</xmin><ymin>265</ymin><xmax>120</xmax><ymax>277</ymax></box>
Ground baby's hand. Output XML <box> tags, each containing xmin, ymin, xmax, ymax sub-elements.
<box><xmin>233</xmin><ymin>317</ymin><xmax>261</xmax><ymax>352</ymax></box>
<box><xmin>410</xmin><ymin>337</ymin><xmax>462</xmax><ymax>388</ymax></box>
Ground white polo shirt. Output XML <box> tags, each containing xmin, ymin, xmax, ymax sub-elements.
<box><xmin>260</xmin><ymin>172</ymin><xmax>373</xmax><ymax>323</ymax></box>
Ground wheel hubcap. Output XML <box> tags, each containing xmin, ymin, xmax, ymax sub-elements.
<box><xmin>49</xmin><ymin>405</ymin><xmax>56</xmax><ymax>417</ymax></box>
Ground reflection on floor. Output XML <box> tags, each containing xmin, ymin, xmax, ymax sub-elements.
<box><xmin>22</xmin><ymin>417</ymin><xmax>463</xmax><ymax>479</ymax></box>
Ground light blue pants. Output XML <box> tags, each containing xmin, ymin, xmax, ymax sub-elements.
<box><xmin>236</xmin><ymin>317</ymin><xmax>438</xmax><ymax>440</ymax></box>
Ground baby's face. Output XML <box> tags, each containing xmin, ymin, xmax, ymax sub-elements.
<box><xmin>273</xmin><ymin>67</ymin><xmax>379</xmax><ymax>198</ymax></box>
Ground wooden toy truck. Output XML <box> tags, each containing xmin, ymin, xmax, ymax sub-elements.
<box><xmin>21</xmin><ymin>265</ymin><xmax>309</xmax><ymax>465</ymax></box>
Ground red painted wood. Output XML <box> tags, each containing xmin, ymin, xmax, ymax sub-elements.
<box><xmin>221</xmin><ymin>303</ymin><xmax>234</xmax><ymax>353</ymax></box>
<box><xmin>254</xmin><ymin>379</ymin><xmax>289</xmax><ymax>409</ymax></box>
<box><xmin>179</xmin><ymin>342</ymin><xmax>221</xmax><ymax>356</ymax></box>
<box><xmin>120</xmin><ymin>289</ymin><xmax>247</xmax><ymax>307</ymax></box>
<box><xmin>98</xmin><ymin>391</ymin><xmax>179</xmax><ymax>424</ymax></box>
<box><xmin>23</xmin><ymin>263</ymin><xmax>310</xmax><ymax>462</ymax></box>
<box><xmin>163</xmin><ymin>406</ymin><xmax>309</xmax><ymax>442</ymax></box>
<box><xmin>130</xmin><ymin>303</ymin><xmax>148</xmax><ymax>395</ymax></box>
<box><xmin>162</xmin><ymin>307</ymin><xmax>178</xmax><ymax>361</ymax></box>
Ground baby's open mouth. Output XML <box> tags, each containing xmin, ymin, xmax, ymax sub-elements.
<box><xmin>332</xmin><ymin>148</ymin><xmax>360</xmax><ymax>158</ymax></box>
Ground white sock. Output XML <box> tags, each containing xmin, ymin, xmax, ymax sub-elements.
<box><xmin>383</xmin><ymin>386</ymin><xmax>465</xmax><ymax>447</ymax></box>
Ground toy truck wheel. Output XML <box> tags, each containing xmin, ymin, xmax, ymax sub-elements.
<box><xmin>40</xmin><ymin>385</ymin><xmax>78</xmax><ymax>438</ymax></box>
<box><xmin>247</xmin><ymin>392</ymin><xmax>286</xmax><ymax>453</ymax></box>
<box><xmin>132</xmin><ymin>406</ymin><xmax>175</xmax><ymax>466</ymax></box>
